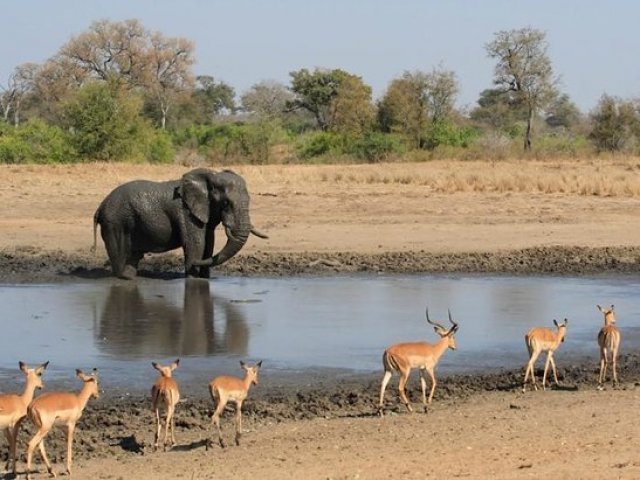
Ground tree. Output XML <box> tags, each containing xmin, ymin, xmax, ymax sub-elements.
<box><xmin>589</xmin><ymin>94</ymin><xmax>639</xmax><ymax>152</ymax></box>
<box><xmin>288</xmin><ymin>68</ymin><xmax>353</xmax><ymax>130</ymax></box>
<box><xmin>58</xmin><ymin>19</ymin><xmax>147</xmax><ymax>85</ymax></box>
<box><xmin>0</xmin><ymin>63</ymin><xmax>40</xmax><ymax>126</ymax></box>
<box><xmin>141</xmin><ymin>32</ymin><xmax>195</xmax><ymax>129</ymax></box>
<box><xmin>378</xmin><ymin>68</ymin><xmax>459</xmax><ymax>148</ymax></box>
<box><xmin>486</xmin><ymin>27</ymin><xmax>558</xmax><ymax>150</ymax></box>
<box><xmin>52</xmin><ymin>19</ymin><xmax>195</xmax><ymax>128</ymax></box>
<box><xmin>470</xmin><ymin>88</ymin><xmax>528</xmax><ymax>134</ymax></box>
<box><xmin>63</xmin><ymin>81</ymin><xmax>149</xmax><ymax>160</ymax></box>
<box><xmin>545</xmin><ymin>93</ymin><xmax>582</xmax><ymax>129</ymax></box>
<box><xmin>193</xmin><ymin>75</ymin><xmax>236</xmax><ymax>122</ymax></box>
<box><xmin>241</xmin><ymin>80</ymin><xmax>293</xmax><ymax>119</ymax></box>
<box><xmin>329</xmin><ymin>74</ymin><xmax>375</xmax><ymax>135</ymax></box>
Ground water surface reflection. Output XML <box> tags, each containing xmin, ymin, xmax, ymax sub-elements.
<box><xmin>97</xmin><ymin>280</ymin><xmax>248</xmax><ymax>357</ymax></box>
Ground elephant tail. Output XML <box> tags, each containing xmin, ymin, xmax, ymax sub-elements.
<box><xmin>92</xmin><ymin>208</ymin><xmax>101</xmax><ymax>255</ymax></box>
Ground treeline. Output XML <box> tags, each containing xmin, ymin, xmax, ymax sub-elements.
<box><xmin>0</xmin><ymin>20</ymin><xmax>638</xmax><ymax>164</ymax></box>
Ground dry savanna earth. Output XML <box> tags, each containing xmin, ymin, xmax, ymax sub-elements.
<box><xmin>2</xmin><ymin>158</ymin><xmax>640</xmax><ymax>479</ymax></box>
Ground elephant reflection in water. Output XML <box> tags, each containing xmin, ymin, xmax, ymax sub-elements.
<box><xmin>96</xmin><ymin>280</ymin><xmax>249</xmax><ymax>357</ymax></box>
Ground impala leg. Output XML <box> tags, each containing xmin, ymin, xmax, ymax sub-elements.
<box><xmin>169</xmin><ymin>404</ymin><xmax>177</xmax><ymax>447</ymax></box>
<box><xmin>26</xmin><ymin>428</ymin><xmax>49</xmax><ymax>480</ymax></box>
<box><xmin>426</xmin><ymin>367</ymin><xmax>437</xmax><ymax>405</ymax></box>
<box><xmin>153</xmin><ymin>408</ymin><xmax>161</xmax><ymax>451</ymax></box>
<box><xmin>10</xmin><ymin>419</ymin><xmax>24</xmax><ymax>474</ymax></box>
<box><xmin>542</xmin><ymin>352</ymin><xmax>552</xmax><ymax>391</ymax></box>
<box><xmin>4</xmin><ymin>427</ymin><xmax>13</xmax><ymax>471</ymax></box>
<box><xmin>378</xmin><ymin>370</ymin><xmax>392</xmax><ymax>416</ymax></box>
<box><xmin>549</xmin><ymin>354</ymin><xmax>560</xmax><ymax>386</ymax></box>
<box><xmin>523</xmin><ymin>351</ymin><xmax>540</xmax><ymax>392</ymax></box>
<box><xmin>65</xmin><ymin>424</ymin><xmax>75</xmax><ymax>476</ymax></box>
<box><xmin>38</xmin><ymin>437</ymin><xmax>55</xmax><ymax>478</ymax></box>
<box><xmin>598</xmin><ymin>349</ymin><xmax>606</xmax><ymax>389</ymax></box>
<box><xmin>419</xmin><ymin>369</ymin><xmax>428</xmax><ymax>410</ymax></box>
<box><xmin>234</xmin><ymin>401</ymin><xmax>243</xmax><ymax>446</ymax></box>
<box><xmin>211</xmin><ymin>397</ymin><xmax>227</xmax><ymax>448</ymax></box>
<box><xmin>398</xmin><ymin>369</ymin><xmax>412</xmax><ymax>412</ymax></box>
<box><xmin>163</xmin><ymin>409</ymin><xmax>171</xmax><ymax>451</ymax></box>
<box><xmin>612</xmin><ymin>347</ymin><xmax>619</xmax><ymax>387</ymax></box>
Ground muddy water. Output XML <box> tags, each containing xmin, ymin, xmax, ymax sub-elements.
<box><xmin>1</xmin><ymin>275</ymin><xmax>639</xmax><ymax>392</ymax></box>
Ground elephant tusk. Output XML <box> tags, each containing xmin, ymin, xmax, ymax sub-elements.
<box><xmin>251</xmin><ymin>227</ymin><xmax>269</xmax><ymax>239</ymax></box>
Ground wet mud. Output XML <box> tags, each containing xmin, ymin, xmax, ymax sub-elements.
<box><xmin>2</xmin><ymin>245</ymin><xmax>640</xmax><ymax>467</ymax></box>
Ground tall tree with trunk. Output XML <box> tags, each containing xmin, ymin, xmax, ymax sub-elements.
<box><xmin>0</xmin><ymin>63</ymin><xmax>40</xmax><ymax>126</ymax></box>
<box><xmin>378</xmin><ymin>67</ymin><xmax>459</xmax><ymax>148</ymax></box>
<box><xmin>141</xmin><ymin>33</ymin><xmax>195</xmax><ymax>129</ymax></box>
<box><xmin>486</xmin><ymin>27</ymin><xmax>557</xmax><ymax>150</ymax></box>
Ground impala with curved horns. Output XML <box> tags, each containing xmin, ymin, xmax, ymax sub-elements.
<box><xmin>523</xmin><ymin>318</ymin><xmax>568</xmax><ymax>392</ymax></box>
<box><xmin>597</xmin><ymin>304</ymin><xmax>621</xmax><ymax>390</ymax></box>
<box><xmin>378</xmin><ymin>308</ymin><xmax>459</xmax><ymax>416</ymax></box>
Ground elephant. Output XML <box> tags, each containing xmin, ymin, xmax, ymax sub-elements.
<box><xmin>93</xmin><ymin>168</ymin><xmax>267</xmax><ymax>279</ymax></box>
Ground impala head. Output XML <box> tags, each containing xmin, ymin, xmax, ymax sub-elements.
<box><xmin>597</xmin><ymin>304</ymin><xmax>616</xmax><ymax>325</ymax></box>
<box><xmin>152</xmin><ymin>359</ymin><xmax>180</xmax><ymax>378</ymax></box>
<box><xmin>553</xmin><ymin>318</ymin><xmax>569</xmax><ymax>342</ymax></box>
<box><xmin>76</xmin><ymin>368</ymin><xmax>100</xmax><ymax>399</ymax></box>
<box><xmin>425</xmin><ymin>308</ymin><xmax>459</xmax><ymax>350</ymax></box>
<box><xmin>240</xmin><ymin>360</ymin><xmax>262</xmax><ymax>386</ymax></box>
<box><xmin>19</xmin><ymin>361</ymin><xmax>49</xmax><ymax>390</ymax></box>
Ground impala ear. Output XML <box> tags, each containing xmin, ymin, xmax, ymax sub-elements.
<box><xmin>240</xmin><ymin>360</ymin><xmax>247</xmax><ymax>370</ymax></box>
<box><xmin>19</xmin><ymin>361</ymin><xmax>27</xmax><ymax>373</ymax></box>
<box><xmin>171</xmin><ymin>359</ymin><xmax>180</xmax><ymax>370</ymax></box>
<box><xmin>553</xmin><ymin>319</ymin><xmax>559</xmax><ymax>327</ymax></box>
<box><xmin>152</xmin><ymin>362</ymin><xmax>160</xmax><ymax>371</ymax></box>
<box><xmin>256</xmin><ymin>360</ymin><xmax>263</xmax><ymax>369</ymax></box>
<box><xmin>36</xmin><ymin>361</ymin><xmax>49</xmax><ymax>374</ymax></box>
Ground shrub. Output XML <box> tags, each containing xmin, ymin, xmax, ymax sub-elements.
<box><xmin>347</xmin><ymin>132</ymin><xmax>406</xmax><ymax>162</ymax></box>
<box><xmin>0</xmin><ymin>119</ymin><xmax>76</xmax><ymax>164</ymax></box>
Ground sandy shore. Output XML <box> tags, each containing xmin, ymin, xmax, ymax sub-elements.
<box><xmin>1</xmin><ymin>161</ymin><xmax>640</xmax><ymax>479</ymax></box>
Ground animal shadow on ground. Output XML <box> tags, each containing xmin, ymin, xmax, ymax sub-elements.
<box><xmin>170</xmin><ymin>439</ymin><xmax>209</xmax><ymax>452</ymax></box>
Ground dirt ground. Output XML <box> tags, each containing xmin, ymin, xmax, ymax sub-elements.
<box><xmin>2</xmin><ymin>161</ymin><xmax>640</xmax><ymax>479</ymax></box>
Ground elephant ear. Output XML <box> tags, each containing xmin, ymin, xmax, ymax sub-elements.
<box><xmin>179</xmin><ymin>175</ymin><xmax>210</xmax><ymax>224</ymax></box>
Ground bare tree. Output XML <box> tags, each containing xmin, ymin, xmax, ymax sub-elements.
<box><xmin>141</xmin><ymin>33</ymin><xmax>195</xmax><ymax>129</ymax></box>
<box><xmin>58</xmin><ymin>19</ymin><xmax>147</xmax><ymax>85</ymax></box>
<box><xmin>241</xmin><ymin>80</ymin><xmax>293</xmax><ymax>119</ymax></box>
<box><xmin>486</xmin><ymin>27</ymin><xmax>558</xmax><ymax>150</ymax></box>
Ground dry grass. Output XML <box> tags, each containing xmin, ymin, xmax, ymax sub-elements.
<box><xmin>3</xmin><ymin>156</ymin><xmax>640</xmax><ymax>197</ymax></box>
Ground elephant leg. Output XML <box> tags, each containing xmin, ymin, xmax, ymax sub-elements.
<box><xmin>123</xmin><ymin>250</ymin><xmax>144</xmax><ymax>279</ymax></box>
<box><xmin>103</xmin><ymin>227</ymin><xmax>130</xmax><ymax>278</ymax></box>
<box><xmin>198</xmin><ymin>228</ymin><xmax>215</xmax><ymax>278</ymax></box>
<box><xmin>183</xmin><ymin>234</ymin><xmax>208</xmax><ymax>278</ymax></box>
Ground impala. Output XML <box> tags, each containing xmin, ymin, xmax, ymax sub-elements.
<box><xmin>597</xmin><ymin>304</ymin><xmax>621</xmax><ymax>390</ymax></box>
<box><xmin>151</xmin><ymin>359</ymin><xmax>180</xmax><ymax>451</ymax></box>
<box><xmin>208</xmin><ymin>360</ymin><xmax>262</xmax><ymax>448</ymax></box>
<box><xmin>378</xmin><ymin>308</ymin><xmax>459</xmax><ymax>417</ymax></box>
<box><xmin>523</xmin><ymin>319</ymin><xmax>568</xmax><ymax>392</ymax></box>
<box><xmin>0</xmin><ymin>361</ymin><xmax>49</xmax><ymax>475</ymax></box>
<box><xmin>26</xmin><ymin>368</ymin><xmax>99</xmax><ymax>480</ymax></box>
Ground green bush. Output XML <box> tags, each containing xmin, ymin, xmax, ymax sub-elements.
<box><xmin>0</xmin><ymin>119</ymin><xmax>76</xmax><ymax>164</ymax></box>
<box><xmin>423</xmin><ymin>122</ymin><xmax>481</xmax><ymax>150</ymax></box>
<box><xmin>63</xmin><ymin>82</ymin><xmax>151</xmax><ymax>161</ymax></box>
<box><xmin>296</xmin><ymin>131</ymin><xmax>341</xmax><ymax>159</ymax></box>
<box><xmin>347</xmin><ymin>132</ymin><xmax>406</xmax><ymax>162</ymax></box>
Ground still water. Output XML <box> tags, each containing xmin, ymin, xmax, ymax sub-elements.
<box><xmin>1</xmin><ymin>275</ymin><xmax>639</xmax><ymax>391</ymax></box>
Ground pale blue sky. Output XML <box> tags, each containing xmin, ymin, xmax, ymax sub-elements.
<box><xmin>2</xmin><ymin>0</ymin><xmax>639</xmax><ymax>112</ymax></box>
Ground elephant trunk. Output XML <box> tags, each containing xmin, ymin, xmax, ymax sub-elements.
<box><xmin>209</xmin><ymin>224</ymin><xmax>251</xmax><ymax>267</ymax></box>
<box><xmin>193</xmin><ymin>205</ymin><xmax>253</xmax><ymax>268</ymax></box>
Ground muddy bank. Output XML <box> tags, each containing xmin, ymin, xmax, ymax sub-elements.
<box><xmin>3</xmin><ymin>353</ymin><xmax>639</xmax><ymax>467</ymax></box>
<box><xmin>2</xmin><ymin>245</ymin><xmax>640</xmax><ymax>284</ymax></box>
